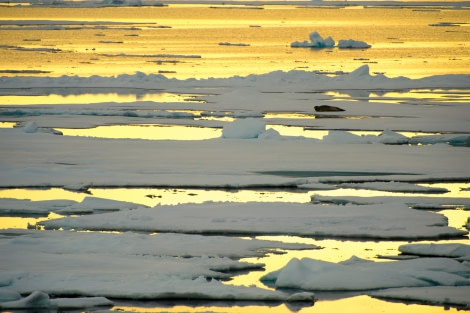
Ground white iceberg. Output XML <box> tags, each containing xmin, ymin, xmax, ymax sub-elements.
<box><xmin>291</xmin><ymin>31</ymin><xmax>335</xmax><ymax>48</ymax></box>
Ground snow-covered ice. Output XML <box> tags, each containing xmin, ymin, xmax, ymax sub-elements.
<box><xmin>0</xmin><ymin>291</ymin><xmax>113</xmax><ymax>310</ymax></box>
<box><xmin>0</xmin><ymin>229</ymin><xmax>316</xmax><ymax>302</ymax></box>
<box><xmin>38</xmin><ymin>201</ymin><xmax>467</xmax><ymax>240</ymax></box>
<box><xmin>261</xmin><ymin>256</ymin><xmax>470</xmax><ymax>291</ymax></box>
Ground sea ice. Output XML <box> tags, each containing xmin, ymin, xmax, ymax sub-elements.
<box><xmin>290</xmin><ymin>31</ymin><xmax>335</xmax><ymax>48</ymax></box>
<box><xmin>38</xmin><ymin>201</ymin><xmax>467</xmax><ymax>239</ymax></box>
<box><xmin>221</xmin><ymin>118</ymin><xmax>266</xmax><ymax>139</ymax></box>
<box><xmin>0</xmin><ymin>230</ymin><xmax>316</xmax><ymax>302</ymax></box>
<box><xmin>261</xmin><ymin>256</ymin><xmax>470</xmax><ymax>291</ymax></box>
<box><xmin>0</xmin><ymin>290</ymin><xmax>114</xmax><ymax>310</ymax></box>
<box><xmin>338</xmin><ymin>39</ymin><xmax>371</xmax><ymax>49</ymax></box>
<box><xmin>398</xmin><ymin>243</ymin><xmax>470</xmax><ymax>260</ymax></box>
<box><xmin>371</xmin><ymin>286</ymin><xmax>470</xmax><ymax>308</ymax></box>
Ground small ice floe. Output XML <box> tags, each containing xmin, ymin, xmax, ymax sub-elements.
<box><xmin>338</xmin><ymin>39</ymin><xmax>372</xmax><ymax>49</ymax></box>
<box><xmin>219</xmin><ymin>42</ymin><xmax>250</xmax><ymax>46</ymax></box>
<box><xmin>0</xmin><ymin>198</ymin><xmax>77</xmax><ymax>216</ymax></box>
<box><xmin>429</xmin><ymin>22</ymin><xmax>468</xmax><ymax>27</ymax></box>
<box><xmin>0</xmin><ymin>290</ymin><xmax>114</xmax><ymax>310</ymax></box>
<box><xmin>261</xmin><ymin>256</ymin><xmax>470</xmax><ymax>291</ymax></box>
<box><xmin>291</xmin><ymin>31</ymin><xmax>335</xmax><ymax>48</ymax></box>
<box><xmin>398</xmin><ymin>243</ymin><xmax>470</xmax><ymax>261</ymax></box>
<box><xmin>337</xmin><ymin>182</ymin><xmax>449</xmax><ymax>194</ymax></box>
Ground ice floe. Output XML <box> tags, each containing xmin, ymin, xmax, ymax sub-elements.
<box><xmin>0</xmin><ymin>230</ymin><xmax>316</xmax><ymax>302</ymax></box>
<box><xmin>338</xmin><ymin>39</ymin><xmax>372</xmax><ymax>49</ymax></box>
<box><xmin>261</xmin><ymin>256</ymin><xmax>470</xmax><ymax>291</ymax></box>
<box><xmin>336</xmin><ymin>182</ymin><xmax>449</xmax><ymax>194</ymax></box>
<box><xmin>399</xmin><ymin>243</ymin><xmax>470</xmax><ymax>260</ymax></box>
<box><xmin>38</xmin><ymin>201</ymin><xmax>467</xmax><ymax>239</ymax></box>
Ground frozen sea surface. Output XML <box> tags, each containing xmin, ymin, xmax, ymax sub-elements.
<box><xmin>1</xmin><ymin>2</ymin><xmax>470</xmax><ymax>313</ymax></box>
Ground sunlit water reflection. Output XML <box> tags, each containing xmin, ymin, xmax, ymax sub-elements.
<box><xmin>1</xmin><ymin>4</ymin><xmax>469</xmax><ymax>313</ymax></box>
<box><xmin>1</xmin><ymin>5</ymin><xmax>469</xmax><ymax>78</ymax></box>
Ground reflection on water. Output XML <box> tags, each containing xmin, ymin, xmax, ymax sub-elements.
<box><xmin>0</xmin><ymin>121</ymin><xmax>16</xmax><ymax>128</ymax></box>
<box><xmin>1</xmin><ymin>212</ymin><xmax>63</xmax><ymax>229</ymax></box>
<box><xmin>53</xmin><ymin>123</ymin><xmax>443</xmax><ymax>141</ymax></box>
<box><xmin>324</xmin><ymin>89</ymin><xmax>470</xmax><ymax>103</ymax></box>
<box><xmin>0</xmin><ymin>92</ymin><xmax>205</xmax><ymax>105</ymax></box>
<box><xmin>58</xmin><ymin>124</ymin><xmax>222</xmax><ymax>140</ymax></box>
<box><xmin>112</xmin><ymin>294</ymin><xmax>465</xmax><ymax>313</ymax></box>
<box><xmin>1</xmin><ymin>5</ymin><xmax>469</xmax><ymax>78</ymax></box>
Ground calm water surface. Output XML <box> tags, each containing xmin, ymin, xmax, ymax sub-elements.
<box><xmin>0</xmin><ymin>4</ymin><xmax>469</xmax><ymax>78</ymax></box>
<box><xmin>1</xmin><ymin>3</ymin><xmax>469</xmax><ymax>313</ymax></box>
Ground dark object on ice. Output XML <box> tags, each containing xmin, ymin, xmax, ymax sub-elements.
<box><xmin>314</xmin><ymin>105</ymin><xmax>345</xmax><ymax>112</ymax></box>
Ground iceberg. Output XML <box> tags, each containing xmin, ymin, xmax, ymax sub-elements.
<box><xmin>291</xmin><ymin>31</ymin><xmax>335</xmax><ymax>48</ymax></box>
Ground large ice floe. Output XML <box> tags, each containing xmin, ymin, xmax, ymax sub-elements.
<box><xmin>1</xmin><ymin>65</ymin><xmax>470</xmax><ymax>310</ymax></box>
<box><xmin>0</xmin><ymin>229</ymin><xmax>316</xmax><ymax>305</ymax></box>
<box><xmin>38</xmin><ymin>201</ymin><xmax>466</xmax><ymax>240</ymax></box>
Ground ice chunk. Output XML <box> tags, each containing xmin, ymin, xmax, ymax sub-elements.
<box><xmin>222</xmin><ymin>118</ymin><xmax>266</xmax><ymax>139</ymax></box>
<box><xmin>338</xmin><ymin>39</ymin><xmax>371</xmax><ymax>49</ymax></box>
<box><xmin>377</xmin><ymin>129</ymin><xmax>409</xmax><ymax>144</ymax></box>
<box><xmin>291</xmin><ymin>31</ymin><xmax>335</xmax><ymax>48</ymax></box>
<box><xmin>0</xmin><ymin>291</ymin><xmax>50</xmax><ymax>309</ymax></box>
<box><xmin>22</xmin><ymin>121</ymin><xmax>38</xmax><ymax>133</ymax></box>
<box><xmin>0</xmin><ymin>290</ymin><xmax>113</xmax><ymax>309</ymax></box>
